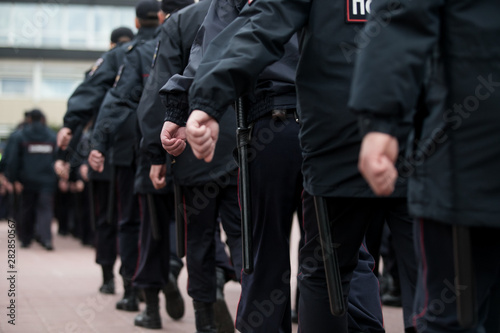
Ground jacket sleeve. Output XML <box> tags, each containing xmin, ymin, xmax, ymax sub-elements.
<box><xmin>160</xmin><ymin>0</ymin><xmax>243</xmax><ymax>124</ymax></box>
<box><xmin>138</xmin><ymin>16</ymin><xmax>185</xmax><ymax>165</ymax></box>
<box><xmin>63</xmin><ymin>48</ymin><xmax>120</xmax><ymax>132</ymax></box>
<box><xmin>348</xmin><ymin>0</ymin><xmax>443</xmax><ymax>137</ymax></box>
<box><xmin>0</xmin><ymin>131</ymin><xmax>17</xmax><ymax>174</ymax></box>
<box><xmin>91</xmin><ymin>48</ymin><xmax>143</xmax><ymax>155</ymax></box>
<box><xmin>188</xmin><ymin>0</ymin><xmax>310</xmax><ymax>121</ymax></box>
<box><xmin>4</xmin><ymin>132</ymin><xmax>22</xmax><ymax>183</ymax></box>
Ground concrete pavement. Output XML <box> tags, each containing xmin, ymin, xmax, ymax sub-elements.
<box><xmin>0</xmin><ymin>219</ymin><xmax>404</xmax><ymax>333</ymax></box>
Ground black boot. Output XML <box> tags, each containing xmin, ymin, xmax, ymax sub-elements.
<box><xmin>99</xmin><ymin>264</ymin><xmax>115</xmax><ymax>294</ymax></box>
<box><xmin>162</xmin><ymin>259</ymin><xmax>185</xmax><ymax>320</ymax></box>
<box><xmin>134</xmin><ymin>288</ymin><xmax>162</xmax><ymax>329</ymax></box>
<box><xmin>193</xmin><ymin>301</ymin><xmax>217</xmax><ymax>333</ymax></box>
<box><xmin>116</xmin><ymin>278</ymin><xmax>139</xmax><ymax>311</ymax></box>
<box><xmin>214</xmin><ymin>267</ymin><xmax>235</xmax><ymax>333</ymax></box>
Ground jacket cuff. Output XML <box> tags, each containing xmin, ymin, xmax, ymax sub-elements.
<box><xmin>189</xmin><ymin>97</ymin><xmax>225</xmax><ymax>122</ymax></box>
<box><xmin>150</xmin><ymin>152</ymin><xmax>167</xmax><ymax>165</ymax></box>
<box><xmin>357</xmin><ymin>114</ymin><xmax>399</xmax><ymax>138</ymax></box>
<box><xmin>162</xmin><ymin>93</ymin><xmax>189</xmax><ymax>126</ymax></box>
<box><xmin>64</xmin><ymin>121</ymin><xmax>78</xmax><ymax>133</ymax></box>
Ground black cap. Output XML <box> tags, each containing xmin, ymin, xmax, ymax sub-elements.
<box><xmin>161</xmin><ymin>0</ymin><xmax>194</xmax><ymax>14</ymax></box>
<box><xmin>110</xmin><ymin>27</ymin><xmax>134</xmax><ymax>44</ymax></box>
<box><xmin>136</xmin><ymin>0</ymin><xmax>161</xmax><ymax>20</ymax></box>
<box><xmin>29</xmin><ymin>109</ymin><xmax>44</xmax><ymax>122</ymax></box>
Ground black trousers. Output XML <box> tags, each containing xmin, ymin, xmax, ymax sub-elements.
<box><xmin>19</xmin><ymin>189</ymin><xmax>54</xmax><ymax>245</ymax></box>
<box><xmin>365</xmin><ymin>198</ymin><xmax>418</xmax><ymax>330</ymax></box>
<box><xmin>115</xmin><ymin>166</ymin><xmax>141</xmax><ymax>280</ymax></box>
<box><xmin>93</xmin><ymin>180</ymin><xmax>117</xmax><ymax>266</ymax></box>
<box><xmin>236</xmin><ymin>115</ymin><xmax>303</xmax><ymax>333</ymax></box>
<box><xmin>182</xmin><ymin>176</ymin><xmax>242</xmax><ymax>303</ymax></box>
<box><xmin>413</xmin><ymin>219</ymin><xmax>500</xmax><ymax>333</ymax></box>
<box><xmin>298</xmin><ymin>194</ymin><xmax>407</xmax><ymax>333</ymax></box>
<box><xmin>75</xmin><ymin>185</ymin><xmax>93</xmax><ymax>245</ymax></box>
<box><xmin>133</xmin><ymin>193</ymin><xmax>174</xmax><ymax>289</ymax></box>
<box><xmin>54</xmin><ymin>188</ymin><xmax>71</xmax><ymax>235</ymax></box>
<box><xmin>236</xmin><ymin>115</ymin><xmax>385</xmax><ymax>333</ymax></box>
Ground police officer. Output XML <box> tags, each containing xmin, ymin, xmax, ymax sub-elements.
<box><xmin>157</xmin><ymin>3</ymin><xmax>245</xmax><ymax>332</ymax></box>
<box><xmin>181</xmin><ymin>0</ymin><xmax>420</xmax><ymax>331</ymax></box>
<box><xmin>5</xmin><ymin>109</ymin><xmax>57</xmax><ymax>250</ymax></box>
<box><xmin>137</xmin><ymin>1</ymin><xmax>239</xmax><ymax>331</ymax></box>
<box><xmin>87</xmin><ymin>0</ymin><xmax>194</xmax><ymax>327</ymax></box>
<box><xmin>0</xmin><ymin>112</ymin><xmax>32</xmax><ymax>222</ymax></box>
<box><xmin>350</xmin><ymin>0</ymin><xmax>500</xmax><ymax>332</ymax></box>
<box><xmin>161</xmin><ymin>0</ymin><xmax>393</xmax><ymax>332</ymax></box>
<box><xmin>87</xmin><ymin>0</ymin><xmax>162</xmax><ymax>312</ymax></box>
<box><xmin>56</xmin><ymin>11</ymin><xmax>146</xmax><ymax>294</ymax></box>
<box><xmin>160</xmin><ymin>1</ymin><xmax>303</xmax><ymax>331</ymax></box>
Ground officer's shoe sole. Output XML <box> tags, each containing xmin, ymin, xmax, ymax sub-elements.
<box><xmin>162</xmin><ymin>273</ymin><xmax>185</xmax><ymax>320</ymax></box>
<box><xmin>134</xmin><ymin>310</ymin><xmax>162</xmax><ymax>329</ymax></box>
<box><xmin>213</xmin><ymin>298</ymin><xmax>234</xmax><ymax>333</ymax></box>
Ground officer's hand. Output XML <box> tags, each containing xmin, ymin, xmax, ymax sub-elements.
<box><xmin>88</xmin><ymin>150</ymin><xmax>105</xmax><ymax>173</ymax></box>
<box><xmin>72</xmin><ymin>180</ymin><xmax>85</xmax><ymax>193</ymax></box>
<box><xmin>57</xmin><ymin>127</ymin><xmax>73</xmax><ymax>150</ymax></box>
<box><xmin>186</xmin><ymin>110</ymin><xmax>219</xmax><ymax>163</ymax></box>
<box><xmin>58</xmin><ymin>179</ymin><xmax>69</xmax><ymax>192</ymax></box>
<box><xmin>358</xmin><ymin>132</ymin><xmax>398</xmax><ymax>196</ymax></box>
<box><xmin>149</xmin><ymin>164</ymin><xmax>167</xmax><ymax>189</ymax></box>
<box><xmin>14</xmin><ymin>181</ymin><xmax>23</xmax><ymax>194</ymax></box>
<box><xmin>160</xmin><ymin>122</ymin><xmax>186</xmax><ymax>156</ymax></box>
<box><xmin>0</xmin><ymin>175</ymin><xmax>13</xmax><ymax>193</ymax></box>
<box><xmin>79</xmin><ymin>164</ymin><xmax>89</xmax><ymax>182</ymax></box>
<box><xmin>54</xmin><ymin>160</ymin><xmax>70</xmax><ymax>180</ymax></box>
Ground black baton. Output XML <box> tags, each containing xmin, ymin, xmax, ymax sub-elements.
<box><xmin>173</xmin><ymin>183</ymin><xmax>185</xmax><ymax>258</ymax></box>
<box><xmin>106</xmin><ymin>165</ymin><xmax>116</xmax><ymax>225</ymax></box>
<box><xmin>313</xmin><ymin>196</ymin><xmax>346</xmax><ymax>316</ymax></box>
<box><xmin>147</xmin><ymin>193</ymin><xmax>161</xmax><ymax>241</ymax></box>
<box><xmin>452</xmin><ymin>225</ymin><xmax>477</xmax><ymax>328</ymax></box>
<box><xmin>236</xmin><ymin>97</ymin><xmax>253</xmax><ymax>274</ymax></box>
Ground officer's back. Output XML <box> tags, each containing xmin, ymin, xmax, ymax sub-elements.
<box><xmin>9</xmin><ymin>110</ymin><xmax>57</xmax><ymax>191</ymax></box>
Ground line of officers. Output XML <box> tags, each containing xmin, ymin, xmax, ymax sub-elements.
<box><xmin>38</xmin><ymin>0</ymin><xmax>500</xmax><ymax>332</ymax></box>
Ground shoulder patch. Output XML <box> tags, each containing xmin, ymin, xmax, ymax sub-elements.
<box><xmin>151</xmin><ymin>40</ymin><xmax>160</xmax><ymax>69</ymax></box>
<box><xmin>113</xmin><ymin>65</ymin><xmax>125</xmax><ymax>88</ymax></box>
<box><xmin>88</xmin><ymin>58</ymin><xmax>104</xmax><ymax>77</ymax></box>
<box><xmin>346</xmin><ymin>0</ymin><xmax>371</xmax><ymax>23</ymax></box>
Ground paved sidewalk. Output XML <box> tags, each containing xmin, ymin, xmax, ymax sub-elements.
<box><xmin>0</xmin><ymin>219</ymin><xmax>404</xmax><ymax>333</ymax></box>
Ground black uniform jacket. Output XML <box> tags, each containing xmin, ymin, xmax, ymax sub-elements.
<box><xmin>187</xmin><ymin>0</ymin><xmax>408</xmax><ymax>198</ymax></box>
<box><xmin>5</xmin><ymin>123</ymin><xmax>57</xmax><ymax>192</ymax></box>
<box><xmin>0</xmin><ymin>129</ymin><xmax>22</xmax><ymax>174</ymax></box>
<box><xmin>349</xmin><ymin>0</ymin><xmax>500</xmax><ymax>227</ymax></box>
<box><xmin>161</xmin><ymin>0</ymin><xmax>298</xmax><ymax>186</ymax></box>
<box><xmin>91</xmin><ymin>27</ymin><xmax>157</xmax><ymax>167</ymax></box>
<box><xmin>159</xmin><ymin>0</ymin><xmax>244</xmax><ymax>187</ymax></box>
<box><xmin>137</xmin><ymin>0</ymin><xmax>212</xmax><ymax>166</ymax></box>
<box><xmin>63</xmin><ymin>42</ymin><xmax>128</xmax><ymax>133</ymax></box>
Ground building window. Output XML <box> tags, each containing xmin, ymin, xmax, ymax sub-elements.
<box><xmin>0</xmin><ymin>3</ymin><xmax>135</xmax><ymax>51</ymax></box>
<box><xmin>0</xmin><ymin>78</ymin><xmax>32</xmax><ymax>96</ymax></box>
<box><xmin>41</xmin><ymin>78</ymin><xmax>80</xmax><ymax>99</ymax></box>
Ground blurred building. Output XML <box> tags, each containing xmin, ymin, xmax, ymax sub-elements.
<box><xmin>0</xmin><ymin>0</ymin><xmax>138</xmax><ymax>138</ymax></box>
